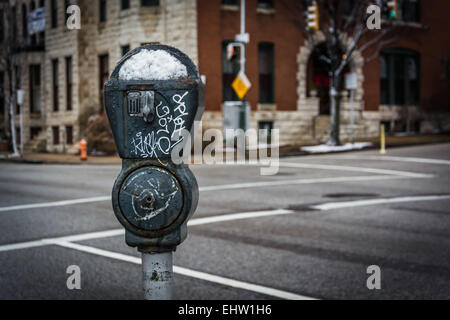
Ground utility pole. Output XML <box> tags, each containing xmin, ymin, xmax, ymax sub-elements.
<box><xmin>226</xmin><ymin>0</ymin><xmax>250</xmax><ymax>155</ymax></box>
<box><xmin>17</xmin><ymin>90</ymin><xmax>25</xmax><ymax>156</ymax></box>
<box><xmin>239</xmin><ymin>0</ymin><xmax>247</xmax><ymax>155</ymax></box>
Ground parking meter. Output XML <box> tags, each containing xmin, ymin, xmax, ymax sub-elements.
<box><xmin>104</xmin><ymin>44</ymin><xmax>204</xmax><ymax>255</ymax></box>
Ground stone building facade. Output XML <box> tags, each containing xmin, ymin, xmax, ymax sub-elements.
<box><xmin>0</xmin><ymin>0</ymin><xmax>198</xmax><ymax>153</ymax></box>
<box><xmin>0</xmin><ymin>0</ymin><xmax>449</xmax><ymax>153</ymax></box>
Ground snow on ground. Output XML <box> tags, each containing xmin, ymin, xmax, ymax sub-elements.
<box><xmin>119</xmin><ymin>50</ymin><xmax>188</xmax><ymax>80</ymax></box>
<box><xmin>301</xmin><ymin>142</ymin><xmax>373</xmax><ymax>154</ymax></box>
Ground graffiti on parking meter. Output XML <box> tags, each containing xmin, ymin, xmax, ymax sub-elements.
<box><xmin>121</xmin><ymin>168</ymin><xmax>181</xmax><ymax>223</ymax></box>
<box><xmin>130</xmin><ymin>92</ymin><xmax>189</xmax><ymax>158</ymax></box>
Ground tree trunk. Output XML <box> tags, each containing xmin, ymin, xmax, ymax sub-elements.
<box><xmin>327</xmin><ymin>74</ymin><xmax>341</xmax><ymax>146</ymax></box>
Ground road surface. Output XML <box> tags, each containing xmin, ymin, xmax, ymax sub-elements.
<box><xmin>1</xmin><ymin>143</ymin><xmax>450</xmax><ymax>300</ymax></box>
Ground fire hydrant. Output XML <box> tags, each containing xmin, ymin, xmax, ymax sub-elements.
<box><xmin>78</xmin><ymin>139</ymin><xmax>88</xmax><ymax>161</ymax></box>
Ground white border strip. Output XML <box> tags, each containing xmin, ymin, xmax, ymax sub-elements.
<box><xmin>311</xmin><ymin>195</ymin><xmax>450</xmax><ymax>211</ymax></box>
<box><xmin>52</xmin><ymin>241</ymin><xmax>314</xmax><ymax>300</ymax></box>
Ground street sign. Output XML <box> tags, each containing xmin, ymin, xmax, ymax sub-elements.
<box><xmin>235</xmin><ymin>33</ymin><xmax>250</xmax><ymax>44</ymax></box>
<box><xmin>28</xmin><ymin>8</ymin><xmax>45</xmax><ymax>35</ymax></box>
<box><xmin>17</xmin><ymin>90</ymin><xmax>25</xmax><ymax>105</ymax></box>
<box><xmin>345</xmin><ymin>72</ymin><xmax>358</xmax><ymax>90</ymax></box>
<box><xmin>232</xmin><ymin>71</ymin><xmax>251</xmax><ymax>100</ymax></box>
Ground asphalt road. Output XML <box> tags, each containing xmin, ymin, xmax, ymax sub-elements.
<box><xmin>1</xmin><ymin>143</ymin><xmax>450</xmax><ymax>300</ymax></box>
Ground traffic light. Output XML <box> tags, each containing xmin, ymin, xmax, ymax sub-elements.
<box><xmin>387</xmin><ymin>0</ymin><xmax>397</xmax><ymax>19</ymax></box>
<box><xmin>226</xmin><ymin>43</ymin><xmax>236</xmax><ymax>61</ymax></box>
<box><xmin>307</xmin><ymin>1</ymin><xmax>319</xmax><ymax>31</ymax></box>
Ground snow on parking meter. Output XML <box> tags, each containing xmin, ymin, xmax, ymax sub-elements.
<box><xmin>104</xmin><ymin>44</ymin><xmax>204</xmax><ymax>299</ymax></box>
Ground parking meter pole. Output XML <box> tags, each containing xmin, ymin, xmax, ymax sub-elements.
<box><xmin>142</xmin><ymin>252</ymin><xmax>173</xmax><ymax>300</ymax></box>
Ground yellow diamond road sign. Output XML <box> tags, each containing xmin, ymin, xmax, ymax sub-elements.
<box><xmin>232</xmin><ymin>71</ymin><xmax>251</xmax><ymax>100</ymax></box>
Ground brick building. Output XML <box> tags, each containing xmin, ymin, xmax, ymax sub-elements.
<box><xmin>0</xmin><ymin>0</ymin><xmax>449</xmax><ymax>153</ymax></box>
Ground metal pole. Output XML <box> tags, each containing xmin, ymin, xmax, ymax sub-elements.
<box><xmin>240</xmin><ymin>0</ymin><xmax>246</xmax><ymax>44</ymax></box>
<box><xmin>142</xmin><ymin>252</ymin><xmax>173</xmax><ymax>300</ymax></box>
<box><xmin>349</xmin><ymin>89</ymin><xmax>354</xmax><ymax>145</ymax></box>
<box><xmin>19</xmin><ymin>103</ymin><xmax>23</xmax><ymax>155</ymax></box>
<box><xmin>240</xmin><ymin>0</ymin><xmax>247</xmax><ymax>156</ymax></box>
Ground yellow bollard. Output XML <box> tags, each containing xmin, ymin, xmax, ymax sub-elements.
<box><xmin>380</xmin><ymin>123</ymin><xmax>386</xmax><ymax>154</ymax></box>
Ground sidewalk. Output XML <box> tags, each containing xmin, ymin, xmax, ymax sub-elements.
<box><xmin>279</xmin><ymin>133</ymin><xmax>450</xmax><ymax>156</ymax></box>
<box><xmin>0</xmin><ymin>152</ymin><xmax>121</xmax><ymax>165</ymax></box>
<box><xmin>1</xmin><ymin>133</ymin><xmax>450</xmax><ymax>164</ymax></box>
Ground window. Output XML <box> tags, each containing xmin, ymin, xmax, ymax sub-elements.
<box><xmin>22</xmin><ymin>4</ymin><xmax>27</xmax><ymax>40</ymax></box>
<box><xmin>0</xmin><ymin>72</ymin><xmax>4</xmax><ymax>116</ymax></box>
<box><xmin>122</xmin><ymin>0</ymin><xmax>130</xmax><ymax>10</ymax></box>
<box><xmin>258</xmin><ymin>121</ymin><xmax>273</xmax><ymax>144</ymax></box>
<box><xmin>341</xmin><ymin>0</ymin><xmax>355</xmax><ymax>17</ymax></box>
<box><xmin>121</xmin><ymin>45</ymin><xmax>130</xmax><ymax>57</ymax></box>
<box><xmin>257</xmin><ymin>0</ymin><xmax>274</xmax><ymax>10</ymax></box>
<box><xmin>52</xmin><ymin>59</ymin><xmax>59</xmax><ymax>112</ymax></box>
<box><xmin>222</xmin><ymin>41</ymin><xmax>239</xmax><ymax>102</ymax></box>
<box><xmin>16</xmin><ymin>128</ymin><xmax>21</xmax><ymax>145</ymax></box>
<box><xmin>141</xmin><ymin>0</ymin><xmax>160</xmax><ymax>7</ymax></box>
<box><xmin>0</xmin><ymin>9</ymin><xmax>4</xmax><ymax>43</ymax></box>
<box><xmin>30</xmin><ymin>65</ymin><xmax>41</xmax><ymax>114</ymax></box>
<box><xmin>51</xmin><ymin>0</ymin><xmax>57</xmax><ymax>28</ymax></box>
<box><xmin>222</xmin><ymin>0</ymin><xmax>238</xmax><ymax>5</ymax></box>
<box><xmin>65</xmin><ymin>0</ymin><xmax>71</xmax><ymax>22</ymax></box>
<box><xmin>52</xmin><ymin>126</ymin><xmax>59</xmax><ymax>145</ymax></box>
<box><xmin>30</xmin><ymin>127</ymin><xmax>41</xmax><ymax>140</ymax></box>
<box><xmin>30</xmin><ymin>2</ymin><xmax>36</xmax><ymax>45</ymax></box>
<box><xmin>383</xmin><ymin>0</ymin><xmax>420</xmax><ymax>22</ymax></box>
<box><xmin>66</xmin><ymin>126</ymin><xmax>73</xmax><ymax>145</ymax></box>
<box><xmin>258</xmin><ymin>43</ymin><xmax>275</xmax><ymax>103</ymax></box>
<box><xmin>12</xmin><ymin>6</ymin><xmax>17</xmax><ymax>39</ymax></box>
<box><xmin>99</xmin><ymin>54</ymin><xmax>109</xmax><ymax>109</ymax></box>
<box><xmin>380</xmin><ymin>49</ymin><xmax>420</xmax><ymax>106</ymax></box>
<box><xmin>65</xmin><ymin>57</ymin><xmax>73</xmax><ymax>111</ymax></box>
<box><xmin>38</xmin><ymin>0</ymin><xmax>45</xmax><ymax>44</ymax></box>
<box><xmin>100</xmin><ymin>0</ymin><xmax>107</xmax><ymax>22</ymax></box>
<box><xmin>398</xmin><ymin>0</ymin><xmax>420</xmax><ymax>22</ymax></box>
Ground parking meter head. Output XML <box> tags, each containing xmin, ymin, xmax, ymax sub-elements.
<box><xmin>104</xmin><ymin>44</ymin><xmax>205</xmax><ymax>160</ymax></box>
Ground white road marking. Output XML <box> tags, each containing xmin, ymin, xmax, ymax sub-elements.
<box><xmin>199</xmin><ymin>175</ymin><xmax>407</xmax><ymax>192</ymax></box>
<box><xmin>0</xmin><ymin>239</ymin><xmax>48</xmax><ymax>252</ymax></box>
<box><xmin>198</xmin><ymin>161</ymin><xmax>431</xmax><ymax>177</ymax></box>
<box><xmin>51</xmin><ymin>240</ymin><xmax>315</xmax><ymax>300</ymax></box>
<box><xmin>0</xmin><ymin>209</ymin><xmax>294</xmax><ymax>252</ymax></box>
<box><xmin>188</xmin><ymin>209</ymin><xmax>295</xmax><ymax>226</ymax></box>
<box><xmin>0</xmin><ymin>229</ymin><xmax>125</xmax><ymax>253</ymax></box>
<box><xmin>0</xmin><ymin>175</ymin><xmax>416</xmax><ymax>213</ymax></box>
<box><xmin>311</xmin><ymin>195</ymin><xmax>450</xmax><ymax>211</ymax></box>
<box><xmin>336</xmin><ymin>155</ymin><xmax>450</xmax><ymax>166</ymax></box>
<box><xmin>277</xmin><ymin>162</ymin><xmax>432</xmax><ymax>178</ymax></box>
<box><xmin>0</xmin><ymin>196</ymin><xmax>111</xmax><ymax>213</ymax></box>
<box><xmin>0</xmin><ymin>159</ymin><xmax>433</xmax><ymax>214</ymax></box>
